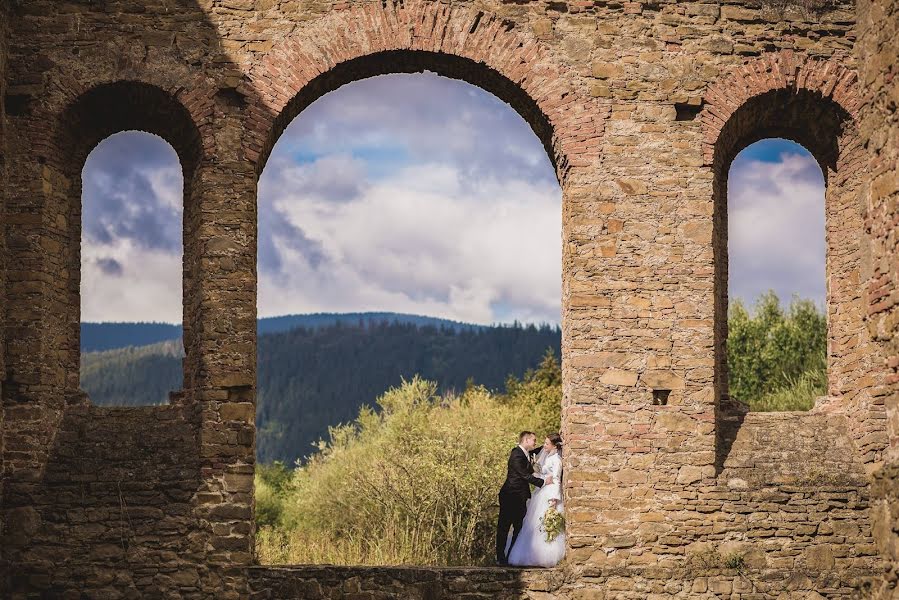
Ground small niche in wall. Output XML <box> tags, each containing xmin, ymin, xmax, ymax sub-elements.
<box><xmin>674</xmin><ymin>102</ymin><xmax>703</xmax><ymax>121</ymax></box>
<box><xmin>5</xmin><ymin>93</ymin><xmax>31</xmax><ymax>116</ymax></box>
<box><xmin>652</xmin><ymin>389</ymin><xmax>670</xmax><ymax>406</ymax></box>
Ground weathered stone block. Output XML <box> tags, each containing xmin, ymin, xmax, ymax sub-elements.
<box><xmin>600</xmin><ymin>369</ymin><xmax>638</xmax><ymax>387</ymax></box>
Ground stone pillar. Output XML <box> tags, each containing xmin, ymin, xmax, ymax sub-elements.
<box><xmin>0</xmin><ymin>0</ymin><xmax>8</xmax><ymax>575</ymax></box>
<box><xmin>825</xmin><ymin>128</ymin><xmax>890</xmax><ymax>465</ymax></box>
<box><xmin>858</xmin><ymin>0</ymin><xmax>899</xmax><ymax>464</ymax></box>
<box><xmin>857</xmin><ymin>0</ymin><xmax>899</xmax><ymax>596</ymax></box>
<box><xmin>185</xmin><ymin>86</ymin><xmax>257</xmax><ymax>594</ymax></box>
<box><xmin>0</xmin><ymin>104</ymin><xmax>75</xmax><ymax>590</ymax></box>
<box><xmin>561</xmin><ymin>98</ymin><xmax>717</xmax><ymax>567</ymax></box>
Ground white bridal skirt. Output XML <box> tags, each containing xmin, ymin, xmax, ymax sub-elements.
<box><xmin>507</xmin><ymin>483</ymin><xmax>566</xmax><ymax>567</ymax></box>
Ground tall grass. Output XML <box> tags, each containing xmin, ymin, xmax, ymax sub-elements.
<box><xmin>255</xmin><ymin>352</ymin><xmax>561</xmax><ymax>566</ymax></box>
<box><xmin>747</xmin><ymin>368</ymin><xmax>824</xmax><ymax>412</ymax></box>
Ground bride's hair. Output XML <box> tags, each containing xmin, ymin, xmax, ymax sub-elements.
<box><xmin>548</xmin><ymin>432</ymin><xmax>563</xmax><ymax>451</ymax></box>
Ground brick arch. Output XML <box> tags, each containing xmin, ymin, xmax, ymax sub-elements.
<box><xmin>43</xmin><ymin>73</ymin><xmax>216</xmax><ymax>169</ymax></box>
<box><xmin>703</xmin><ymin>51</ymin><xmax>888</xmax><ymax>467</ymax></box>
<box><xmin>242</xmin><ymin>0</ymin><xmax>603</xmax><ymax>184</ymax></box>
<box><xmin>53</xmin><ymin>81</ymin><xmax>206</xmax><ymax>179</ymax></box>
<box><xmin>701</xmin><ymin>50</ymin><xmax>862</xmax><ymax>172</ymax></box>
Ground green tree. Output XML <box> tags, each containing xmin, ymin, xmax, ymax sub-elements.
<box><xmin>727</xmin><ymin>291</ymin><xmax>826</xmax><ymax>411</ymax></box>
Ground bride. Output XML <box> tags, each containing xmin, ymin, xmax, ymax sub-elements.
<box><xmin>507</xmin><ymin>433</ymin><xmax>565</xmax><ymax>567</ymax></box>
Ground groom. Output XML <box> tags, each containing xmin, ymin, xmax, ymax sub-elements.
<box><xmin>495</xmin><ymin>431</ymin><xmax>552</xmax><ymax>565</ymax></box>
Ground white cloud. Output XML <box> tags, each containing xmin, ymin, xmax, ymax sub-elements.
<box><xmin>81</xmin><ymin>131</ymin><xmax>183</xmax><ymax>323</ymax></box>
<box><xmin>255</xmin><ymin>72</ymin><xmax>562</xmax><ymax>325</ymax></box>
<box><xmin>81</xmin><ymin>237</ymin><xmax>182</xmax><ymax>323</ymax></box>
<box><xmin>271</xmin><ymin>72</ymin><xmax>555</xmax><ymax>186</ymax></box>
<box><xmin>258</xmin><ymin>161</ymin><xmax>562</xmax><ymax>325</ymax></box>
<box><xmin>727</xmin><ymin>149</ymin><xmax>826</xmax><ymax>308</ymax></box>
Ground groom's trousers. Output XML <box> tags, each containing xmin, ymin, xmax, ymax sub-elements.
<box><xmin>496</xmin><ymin>492</ymin><xmax>528</xmax><ymax>563</ymax></box>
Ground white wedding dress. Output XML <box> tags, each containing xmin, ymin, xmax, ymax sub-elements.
<box><xmin>507</xmin><ymin>451</ymin><xmax>565</xmax><ymax>567</ymax></box>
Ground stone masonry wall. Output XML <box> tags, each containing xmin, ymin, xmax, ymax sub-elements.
<box><xmin>712</xmin><ymin>412</ymin><xmax>878</xmax><ymax>577</ymax></box>
<box><xmin>248</xmin><ymin>564</ymin><xmax>869</xmax><ymax>599</ymax></box>
<box><xmin>2</xmin><ymin>402</ymin><xmax>205</xmax><ymax>597</ymax></box>
<box><xmin>0</xmin><ymin>2</ymin><xmax>258</xmax><ymax>596</ymax></box>
<box><xmin>0</xmin><ymin>0</ymin><xmax>894</xmax><ymax>597</ymax></box>
<box><xmin>857</xmin><ymin>0</ymin><xmax>899</xmax><ymax>598</ymax></box>
<box><xmin>248</xmin><ymin>565</ymin><xmax>569</xmax><ymax>600</ymax></box>
<box><xmin>0</xmin><ymin>0</ymin><xmax>9</xmax><ymax>574</ymax></box>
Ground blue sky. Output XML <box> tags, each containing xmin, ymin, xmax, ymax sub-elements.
<box><xmin>80</xmin><ymin>73</ymin><xmax>825</xmax><ymax>325</ymax></box>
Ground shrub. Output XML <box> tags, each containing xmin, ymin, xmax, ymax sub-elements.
<box><xmin>255</xmin><ymin>352</ymin><xmax>561</xmax><ymax>566</ymax></box>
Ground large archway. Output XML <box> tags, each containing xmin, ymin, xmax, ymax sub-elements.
<box><xmin>239</xmin><ymin>2</ymin><xmax>606</xmax><ymax>565</ymax></box>
<box><xmin>244</xmin><ymin>1</ymin><xmax>606</xmax><ymax>180</ymax></box>
<box><xmin>253</xmin><ymin>58</ymin><xmax>566</xmax><ymax>565</ymax></box>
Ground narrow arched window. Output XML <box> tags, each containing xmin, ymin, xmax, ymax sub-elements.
<box><xmin>726</xmin><ymin>139</ymin><xmax>826</xmax><ymax>412</ymax></box>
<box><xmin>80</xmin><ymin>131</ymin><xmax>184</xmax><ymax>406</ymax></box>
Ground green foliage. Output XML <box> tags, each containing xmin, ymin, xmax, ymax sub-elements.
<box><xmin>256</xmin><ymin>321</ymin><xmax>561</xmax><ymax>465</ymax></box>
<box><xmin>255</xmin><ymin>461</ymin><xmax>292</xmax><ymax>527</ymax></box>
<box><xmin>501</xmin><ymin>349</ymin><xmax>562</xmax><ymax>432</ymax></box>
<box><xmin>723</xmin><ymin>552</ymin><xmax>746</xmax><ymax>571</ymax></box>
<box><xmin>255</xmin><ymin>354</ymin><xmax>562</xmax><ymax>566</ymax></box>
<box><xmin>80</xmin><ymin>340</ymin><xmax>183</xmax><ymax>406</ymax></box>
<box><xmin>727</xmin><ymin>291</ymin><xmax>827</xmax><ymax>411</ymax></box>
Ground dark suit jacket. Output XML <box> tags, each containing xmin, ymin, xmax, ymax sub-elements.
<box><xmin>499</xmin><ymin>446</ymin><xmax>544</xmax><ymax>500</ymax></box>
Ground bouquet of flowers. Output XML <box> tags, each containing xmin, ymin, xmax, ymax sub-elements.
<box><xmin>539</xmin><ymin>500</ymin><xmax>565</xmax><ymax>542</ymax></box>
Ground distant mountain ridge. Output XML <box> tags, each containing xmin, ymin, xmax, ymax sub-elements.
<box><xmin>79</xmin><ymin>316</ymin><xmax>561</xmax><ymax>464</ymax></box>
<box><xmin>81</xmin><ymin>312</ymin><xmax>486</xmax><ymax>352</ymax></box>
<box><xmin>80</xmin><ymin>322</ymin><xmax>182</xmax><ymax>353</ymax></box>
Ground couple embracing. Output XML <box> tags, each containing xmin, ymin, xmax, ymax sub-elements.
<box><xmin>496</xmin><ymin>431</ymin><xmax>565</xmax><ymax>567</ymax></box>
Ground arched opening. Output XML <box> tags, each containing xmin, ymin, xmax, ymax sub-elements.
<box><xmin>726</xmin><ymin>138</ymin><xmax>826</xmax><ymax>412</ymax></box>
<box><xmin>711</xmin><ymin>84</ymin><xmax>882</xmax><ymax>461</ymax></box>
<box><xmin>53</xmin><ymin>82</ymin><xmax>202</xmax><ymax>403</ymax></box>
<box><xmin>79</xmin><ymin>131</ymin><xmax>184</xmax><ymax>406</ymax></box>
<box><xmin>254</xmin><ymin>68</ymin><xmax>563</xmax><ymax>567</ymax></box>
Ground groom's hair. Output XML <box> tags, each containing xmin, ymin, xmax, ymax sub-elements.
<box><xmin>519</xmin><ymin>431</ymin><xmax>536</xmax><ymax>442</ymax></box>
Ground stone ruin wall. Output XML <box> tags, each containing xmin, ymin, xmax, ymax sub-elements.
<box><xmin>858</xmin><ymin>0</ymin><xmax>899</xmax><ymax>598</ymax></box>
<box><xmin>4</xmin><ymin>403</ymin><xmax>207</xmax><ymax>594</ymax></box>
<box><xmin>0</xmin><ymin>0</ymin><xmax>7</xmax><ymax>574</ymax></box>
<box><xmin>0</xmin><ymin>0</ymin><xmax>896</xmax><ymax>598</ymax></box>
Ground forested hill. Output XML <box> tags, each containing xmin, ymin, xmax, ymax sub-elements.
<box><xmin>81</xmin><ymin>319</ymin><xmax>561</xmax><ymax>465</ymax></box>
<box><xmin>81</xmin><ymin>312</ymin><xmax>481</xmax><ymax>352</ymax></box>
<box><xmin>81</xmin><ymin>322</ymin><xmax>182</xmax><ymax>352</ymax></box>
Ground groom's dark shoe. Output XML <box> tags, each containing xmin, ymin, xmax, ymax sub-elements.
<box><xmin>496</xmin><ymin>559</ymin><xmax>508</xmax><ymax>566</ymax></box>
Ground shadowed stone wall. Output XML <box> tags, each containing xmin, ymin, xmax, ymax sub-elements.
<box><xmin>0</xmin><ymin>0</ymin><xmax>8</xmax><ymax>576</ymax></box>
<box><xmin>0</xmin><ymin>0</ymin><xmax>895</xmax><ymax>597</ymax></box>
<box><xmin>0</xmin><ymin>2</ymin><xmax>257</xmax><ymax>596</ymax></box>
<box><xmin>247</xmin><ymin>563</ymin><xmax>869</xmax><ymax>599</ymax></box>
<box><xmin>3</xmin><ymin>402</ymin><xmax>205</xmax><ymax>596</ymax></box>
